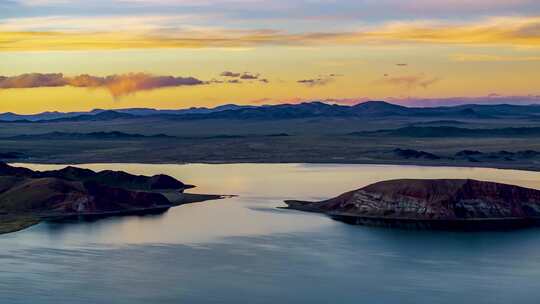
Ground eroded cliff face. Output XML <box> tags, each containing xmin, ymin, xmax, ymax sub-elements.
<box><xmin>286</xmin><ymin>179</ymin><xmax>540</xmax><ymax>220</ymax></box>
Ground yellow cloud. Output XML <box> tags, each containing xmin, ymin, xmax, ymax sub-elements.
<box><xmin>452</xmin><ymin>53</ymin><xmax>540</xmax><ymax>62</ymax></box>
<box><xmin>1</xmin><ymin>16</ymin><xmax>540</xmax><ymax>51</ymax></box>
<box><xmin>369</xmin><ymin>17</ymin><xmax>540</xmax><ymax>46</ymax></box>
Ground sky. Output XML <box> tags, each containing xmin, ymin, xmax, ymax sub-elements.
<box><xmin>1</xmin><ymin>0</ymin><xmax>540</xmax><ymax>113</ymax></box>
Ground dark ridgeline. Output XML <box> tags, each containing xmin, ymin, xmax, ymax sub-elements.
<box><xmin>0</xmin><ymin>162</ymin><xmax>194</xmax><ymax>191</ymax></box>
<box><xmin>285</xmin><ymin>179</ymin><xmax>540</xmax><ymax>230</ymax></box>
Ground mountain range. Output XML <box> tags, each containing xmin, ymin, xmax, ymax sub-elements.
<box><xmin>3</xmin><ymin>101</ymin><xmax>540</xmax><ymax>122</ymax></box>
<box><xmin>0</xmin><ymin>104</ymin><xmax>252</xmax><ymax>122</ymax></box>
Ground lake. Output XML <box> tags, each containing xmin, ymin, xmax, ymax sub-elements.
<box><xmin>2</xmin><ymin>163</ymin><xmax>540</xmax><ymax>303</ymax></box>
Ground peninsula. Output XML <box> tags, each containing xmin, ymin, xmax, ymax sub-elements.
<box><xmin>0</xmin><ymin>162</ymin><xmax>224</xmax><ymax>234</ymax></box>
<box><xmin>285</xmin><ymin>179</ymin><xmax>540</xmax><ymax>230</ymax></box>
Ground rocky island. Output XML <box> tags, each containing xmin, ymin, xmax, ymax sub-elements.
<box><xmin>0</xmin><ymin>162</ymin><xmax>224</xmax><ymax>234</ymax></box>
<box><xmin>285</xmin><ymin>179</ymin><xmax>540</xmax><ymax>230</ymax></box>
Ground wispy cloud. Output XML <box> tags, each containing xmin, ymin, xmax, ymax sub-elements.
<box><xmin>377</xmin><ymin>74</ymin><xmax>441</xmax><ymax>89</ymax></box>
<box><xmin>297</xmin><ymin>74</ymin><xmax>341</xmax><ymax>87</ymax></box>
<box><xmin>220</xmin><ymin>71</ymin><xmax>241</xmax><ymax>77</ymax></box>
<box><xmin>2</xmin><ymin>16</ymin><xmax>540</xmax><ymax>51</ymax></box>
<box><xmin>452</xmin><ymin>53</ymin><xmax>540</xmax><ymax>62</ymax></box>
<box><xmin>219</xmin><ymin>71</ymin><xmax>268</xmax><ymax>83</ymax></box>
<box><xmin>0</xmin><ymin>15</ymin><xmax>201</xmax><ymax>32</ymax></box>
<box><xmin>11</xmin><ymin>0</ymin><xmax>540</xmax><ymax>18</ymax></box>
<box><xmin>239</xmin><ymin>73</ymin><xmax>259</xmax><ymax>80</ymax></box>
<box><xmin>0</xmin><ymin>73</ymin><xmax>205</xmax><ymax>97</ymax></box>
<box><xmin>297</xmin><ymin>78</ymin><xmax>332</xmax><ymax>87</ymax></box>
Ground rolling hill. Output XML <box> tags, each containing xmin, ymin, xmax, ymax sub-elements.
<box><xmin>3</xmin><ymin>101</ymin><xmax>540</xmax><ymax>123</ymax></box>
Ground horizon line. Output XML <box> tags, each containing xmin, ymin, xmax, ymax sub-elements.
<box><xmin>3</xmin><ymin>98</ymin><xmax>540</xmax><ymax>116</ymax></box>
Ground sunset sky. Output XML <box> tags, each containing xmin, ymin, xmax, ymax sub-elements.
<box><xmin>1</xmin><ymin>0</ymin><xmax>540</xmax><ymax>113</ymax></box>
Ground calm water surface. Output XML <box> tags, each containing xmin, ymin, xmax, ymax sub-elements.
<box><xmin>2</xmin><ymin>163</ymin><xmax>540</xmax><ymax>303</ymax></box>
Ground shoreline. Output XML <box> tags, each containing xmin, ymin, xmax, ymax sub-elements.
<box><xmin>0</xmin><ymin>193</ymin><xmax>228</xmax><ymax>236</ymax></box>
<box><xmin>11</xmin><ymin>159</ymin><xmax>540</xmax><ymax>173</ymax></box>
<box><xmin>5</xmin><ymin>161</ymin><xmax>540</xmax><ymax>235</ymax></box>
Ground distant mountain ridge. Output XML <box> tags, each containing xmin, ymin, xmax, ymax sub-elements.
<box><xmin>0</xmin><ymin>104</ymin><xmax>255</xmax><ymax>122</ymax></box>
<box><xmin>3</xmin><ymin>101</ymin><xmax>540</xmax><ymax>122</ymax></box>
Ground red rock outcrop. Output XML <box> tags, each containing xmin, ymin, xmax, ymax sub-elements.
<box><xmin>285</xmin><ymin>179</ymin><xmax>540</xmax><ymax>226</ymax></box>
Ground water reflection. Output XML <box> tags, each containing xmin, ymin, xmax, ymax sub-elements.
<box><xmin>7</xmin><ymin>162</ymin><xmax>540</xmax><ymax>245</ymax></box>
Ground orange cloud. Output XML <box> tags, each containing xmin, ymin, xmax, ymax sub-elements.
<box><xmin>0</xmin><ymin>73</ymin><xmax>205</xmax><ymax>97</ymax></box>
